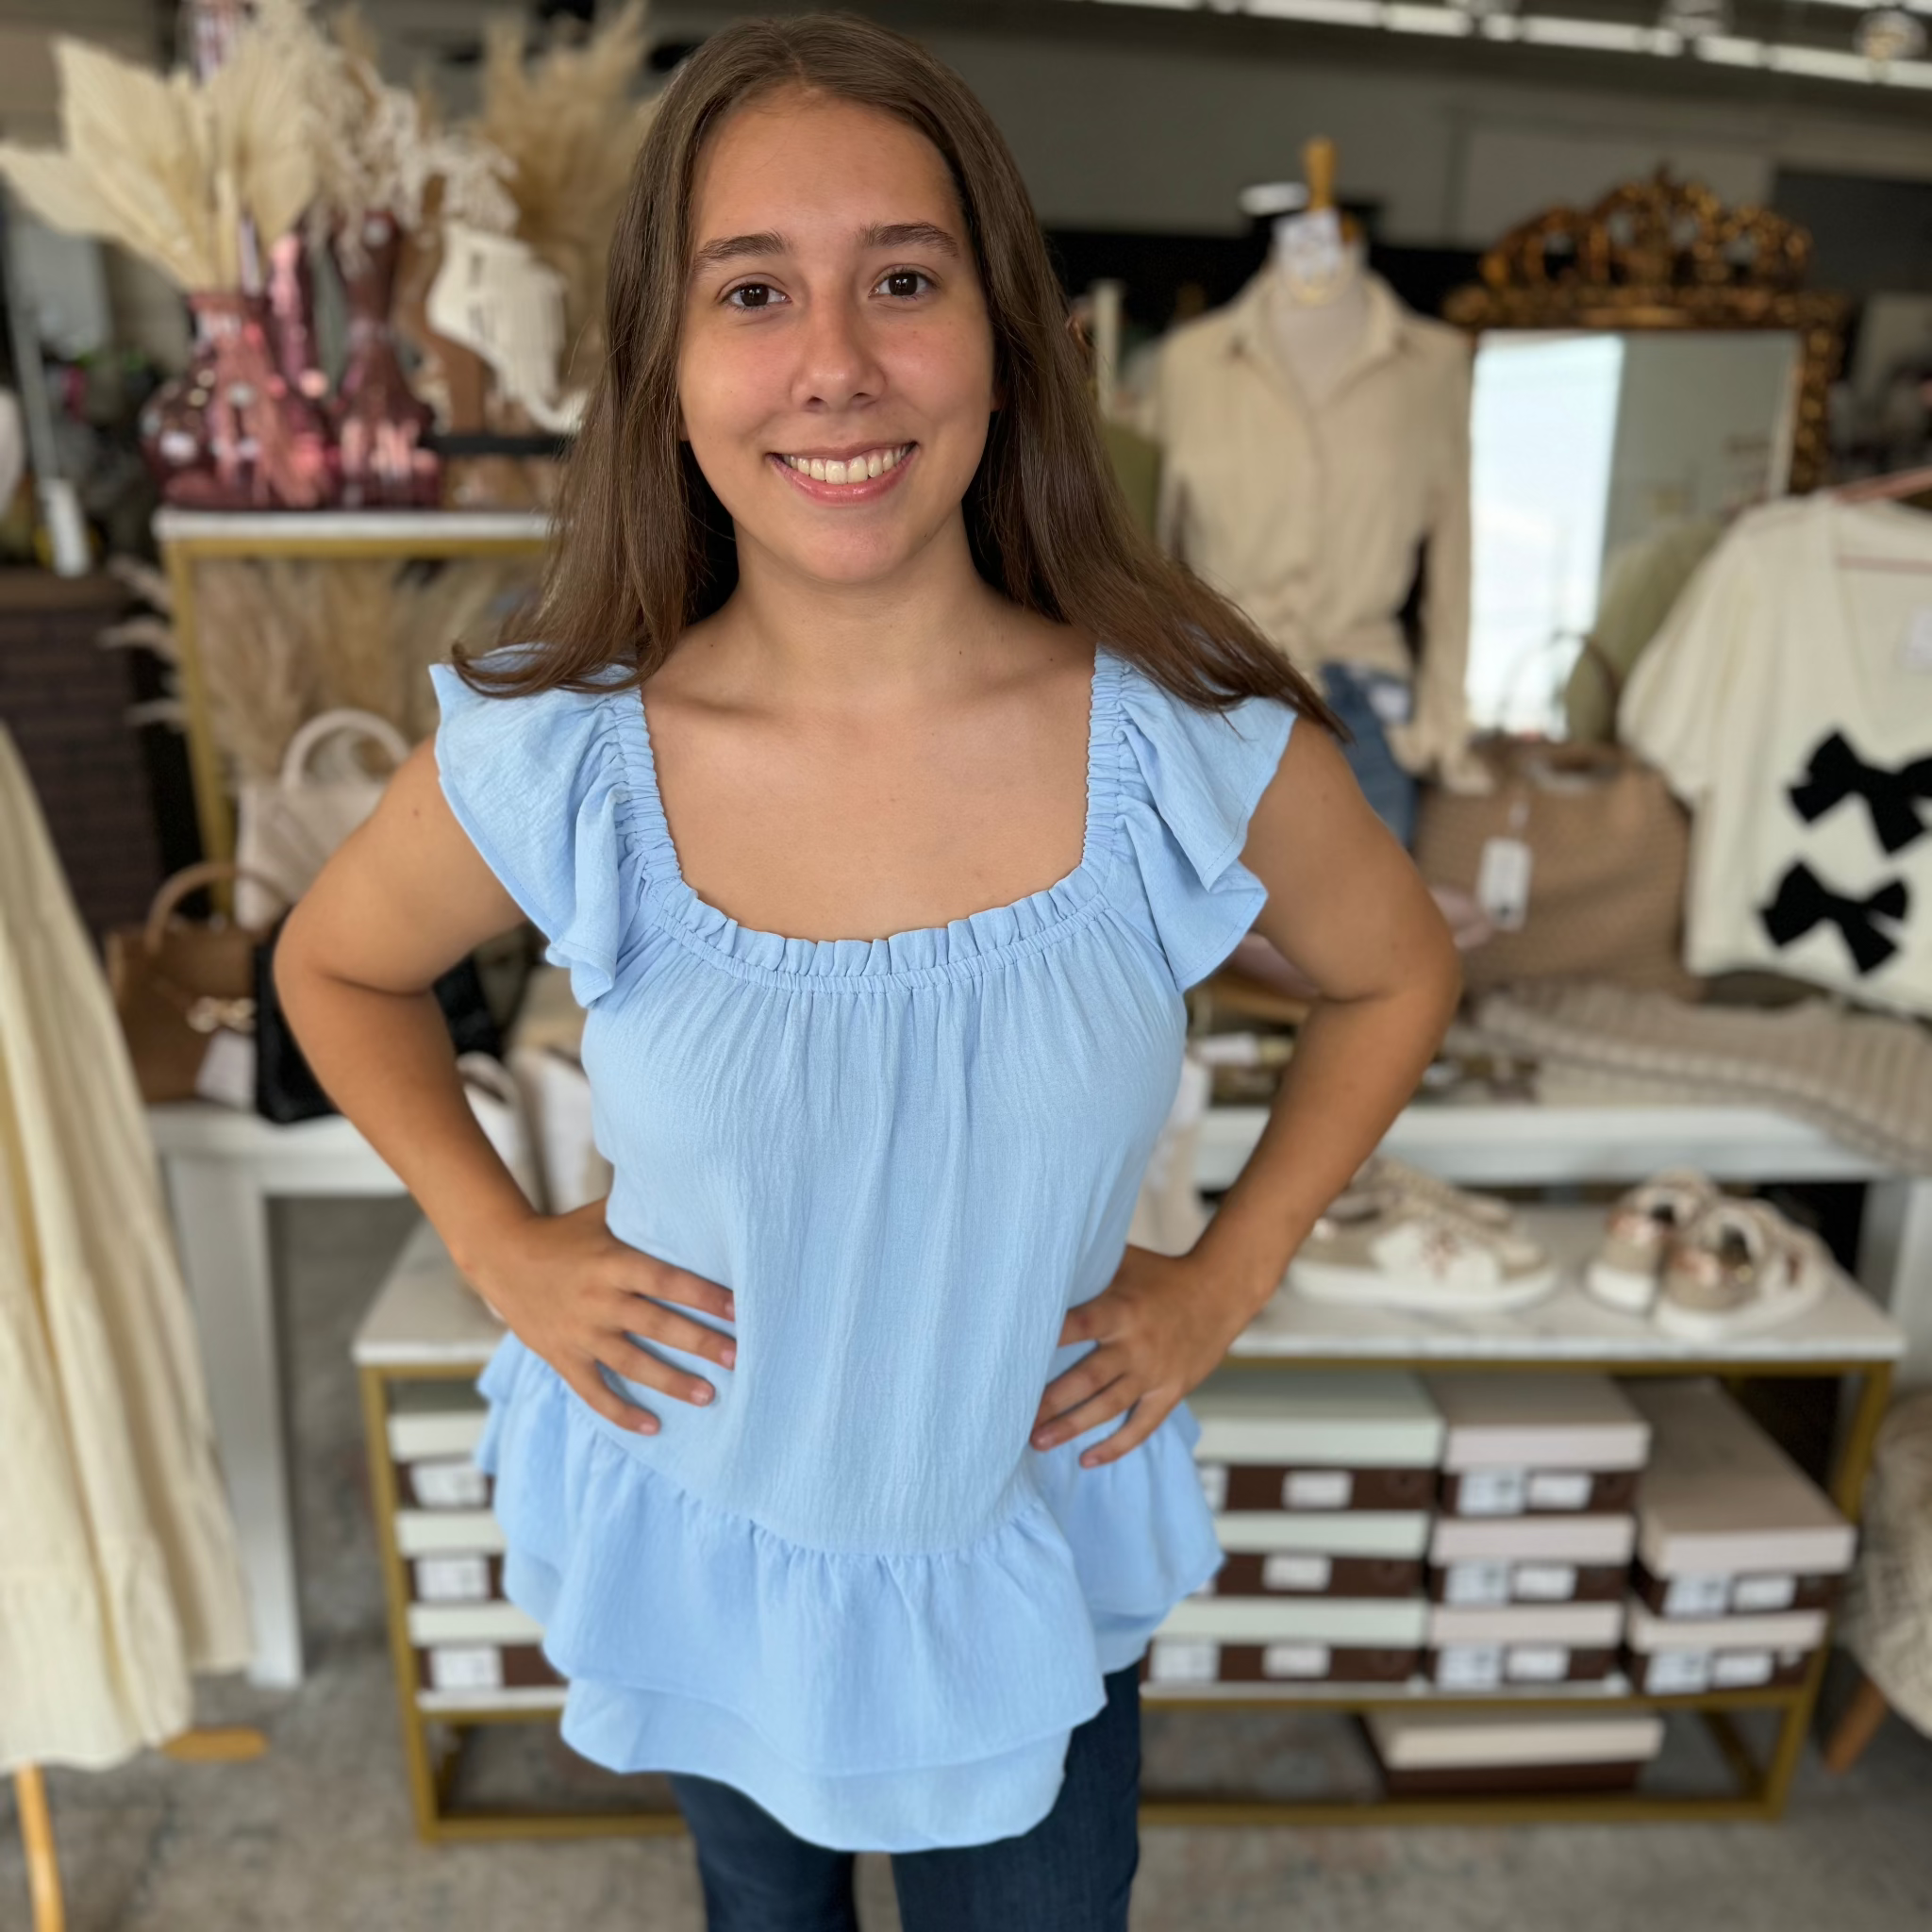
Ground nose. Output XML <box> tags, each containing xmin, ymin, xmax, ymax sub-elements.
<box><xmin>792</xmin><ymin>286</ymin><xmax>885</xmax><ymax>415</ymax></box>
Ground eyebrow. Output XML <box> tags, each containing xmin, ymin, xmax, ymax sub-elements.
<box><xmin>691</xmin><ymin>220</ymin><xmax>962</xmax><ymax>273</ymax></box>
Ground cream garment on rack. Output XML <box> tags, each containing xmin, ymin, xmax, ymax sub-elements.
<box><xmin>0</xmin><ymin>725</ymin><xmax>251</xmax><ymax>1772</ymax></box>
<box><xmin>1141</xmin><ymin>266</ymin><xmax>1480</xmax><ymax>784</ymax></box>
<box><xmin>1620</xmin><ymin>495</ymin><xmax>1932</xmax><ymax>1019</ymax></box>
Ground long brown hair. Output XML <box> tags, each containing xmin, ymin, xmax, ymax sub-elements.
<box><xmin>457</xmin><ymin>10</ymin><xmax>1341</xmax><ymax>729</ymax></box>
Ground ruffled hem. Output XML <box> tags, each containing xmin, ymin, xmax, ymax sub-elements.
<box><xmin>473</xmin><ymin>1338</ymin><xmax>1118</xmax><ymax>1778</ymax></box>
<box><xmin>557</xmin><ymin>1670</ymin><xmax>1075</xmax><ymax>1852</ymax></box>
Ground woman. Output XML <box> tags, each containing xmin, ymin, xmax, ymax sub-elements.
<box><xmin>275</xmin><ymin>14</ymin><xmax>1460</xmax><ymax>1928</ymax></box>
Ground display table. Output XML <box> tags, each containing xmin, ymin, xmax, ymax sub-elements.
<box><xmin>149</xmin><ymin>1093</ymin><xmax>1932</xmax><ymax>1690</ymax></box>
<box><xmin>351</xmin><ymin>1208</ymin><xmax>1901</xmax><ymax>1839</ymax></box>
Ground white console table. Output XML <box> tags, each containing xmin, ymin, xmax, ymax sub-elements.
<box><xmin>149</xmin><ymin>1095</ymin><xmax>1932</xmax><ymax>1691</ymax></box>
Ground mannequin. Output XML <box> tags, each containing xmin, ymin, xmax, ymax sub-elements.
<box><xmin>1145</xmin><ymin>137</ymin><xmax>1484</xmax><ymax>845</ymax></box>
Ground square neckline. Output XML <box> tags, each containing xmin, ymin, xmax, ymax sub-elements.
<box><xmin>610</xmin><ymin>644</ymin><xmax>1124</xmax><ymax>974</ymax></box>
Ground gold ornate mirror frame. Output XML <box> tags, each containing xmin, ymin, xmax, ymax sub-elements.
<box><xmin>1443</xmin><ymin>172</ymin><xmax>1847</xmax><ymax>492</ymax></box>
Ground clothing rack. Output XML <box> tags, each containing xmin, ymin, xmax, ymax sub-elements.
<box><xmin>10</xmin><ymin>1730</ymin><xmax>268</xmax><ymax>1932</ymax></box>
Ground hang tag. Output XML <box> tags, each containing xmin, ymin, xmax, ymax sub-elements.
<box><xmin>1475</xmin><ymin>836</ymin><xmax>1534</xmax><ymax>931</ymax></box>
<box><xmin>1901</xmin><ymin>608</ymin><xmax>1932</xmax><ymax>675</ymax></box>
<box><xmin>1275</xmin><ymin>208</ymin><xmax>1345</xmax><ymax>297</ymax></box>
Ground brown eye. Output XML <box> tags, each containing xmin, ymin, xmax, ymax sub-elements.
<box><xmin>879</xmin><ymin>270</ymin><xmax>931</xmax><ymax>300</ymax></box>
<box><xmin>726</xmin><ymin>283</ymin><xmax>777</xmax><ymax>310</ymax></box>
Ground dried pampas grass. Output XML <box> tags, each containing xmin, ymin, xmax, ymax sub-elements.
<box><xmin>251</xmin><ymin>0</ymin><xmax>516</xmax><ymax>266</ymax></box>
<box><xmin>111</xmin><ymin>557</ymin><xmax>537</xmax><ymax>781</ymax></box>
<box><xmin>473</xmin><ymin>0</ymin><xmax>659</xmax><ymax>383</ymax></box>
<box><xmin>0</xmin><ymin>33</ymin><xmax>316</xmax><ymax>291</ymax></box>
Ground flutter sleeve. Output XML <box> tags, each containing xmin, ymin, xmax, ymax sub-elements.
<box><xmin>1106</xmin><ymin>656</ymin><xmax>1296</xmax><ymax>994</ymax></box>
<box><xmin>427</xmin><ymin>649</ymin><xmax>637</xmax><ymax>1008</ymax></box>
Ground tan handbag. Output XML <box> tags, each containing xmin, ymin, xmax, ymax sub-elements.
<box><xmin>107</xmin><ymin>861</ymin><xmax>287</xmax><ymax>1104</ymax></box>
<box><xmin>1411</xmin><ymin>740</ymin><xmax>1702</xmax><ymax>1000</ymax></box>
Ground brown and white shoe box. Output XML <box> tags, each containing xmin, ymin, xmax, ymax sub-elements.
<box><xmin>1624</xmin><ymin>1380</ymin><xmax>1855</xmax><ymax>1616</ymax></box>
<box><xmin>407</xmin><ymin>1602</ymin><xmax>564</xmax><ymax>1697</ymax></box>
<box><xmin>1428</xmin><ymin>1374</ymin><xmax>1650</xmax><ymax>1520</ymax></box>
<box><xmin>1193</xmin><ymin>1509</ymin><xmax>1432</xmax><ymax>1599</ymax></box>
<box><xmin>1366</xmin><ymin>1709</ymin><xmax>1666</xmax><ymax>1798</ymax></box>
<box><xmin>1141</xmin><ymin>1595</ymin><xmax>1428</xmax><ymax>1688</ymax></box>
<box><xmin>1425</xmin><ymin>1600</ymin><xmax>1625</xmax><ymax>1687</ymax></box>
<box><xmin>1191</xmin><ymin>1368</ymin><xmax>1444</xmax><ymax>1516</ymax></box>
<box><xmin>1623</xmin><ymin>1598</ymin><xmax>1826</xmax><ymax>1694</ymax></box>
<box><xmin>1429</xmin><ymin>1512</ymin><xmax>1636</xmax><ymax>1607</ymax></box>
<box><xmin>389</xmin><ymin>1383</ymin><xmax>493</xmax><ymax>1510</ymax></box>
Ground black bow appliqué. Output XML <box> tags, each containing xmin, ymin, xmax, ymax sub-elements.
<box><xmin>1788</xmin><ymin>732</ymin><xmax>1932</xmax><ymax>855</ymax></box>
<box><xmin>1759</xmin><ymin>862</ymin><xmax>1909</xmax><ymax>974</ymax></box>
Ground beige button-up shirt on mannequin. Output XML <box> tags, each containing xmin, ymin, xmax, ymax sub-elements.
<box><xmin>1142</xmin><ymin>266</ymin><xmax>1482</xmax><ymax>786</ymax></box>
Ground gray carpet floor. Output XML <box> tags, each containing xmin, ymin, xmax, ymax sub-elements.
<box><xmin>6</xmin><ymin>1195</ymin><xmax>1932</xmax><ymax>1931</ymax></box>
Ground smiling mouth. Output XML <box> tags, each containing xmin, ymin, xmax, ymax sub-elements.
<box><xmin>774</xmin><ymin>442</ymin><xmax>914</xmax><ymax>486</ymax></box>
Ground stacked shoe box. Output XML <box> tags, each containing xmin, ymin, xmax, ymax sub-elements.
<box><xmin>1364</xmin><ymin>1708</ymin><xmax>1668</xmax><ymax>1796</ymax></box>
<box><xmin>1422</xmin><ymin>1374</ymin><xmax>1650</xmax><ymax>1690</ymax></box>
<box><xmin>389</xmin><ymin>1381</ymin><xmax>561</xmax><ymax>1703</ymax></box>
<box><xmin>1621</xmin><ymin>1380</ymin><xmax>1854</xmax><ymax>1695</ymax></box>
<box><xmin>1141</xmin><ymin>1369</ymin><xmax>1441</xmax><ymax>1690</ymax></box>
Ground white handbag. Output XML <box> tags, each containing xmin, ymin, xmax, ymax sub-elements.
<box><xmin>234</xmin><ymin>709</ymin><xmax>413</xmax><ymax>928</ymax></box>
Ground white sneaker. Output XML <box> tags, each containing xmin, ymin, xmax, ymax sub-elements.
<box><xmin>1289</xmin><ymin>1190</ymin><xmax>1557</xmax><ymax>1314</ymax></box>
<box><xmin>1586</xmin><ymin>1169</ymin><xmax>1719</xmax><ymax>1315</ymax></box>
<box><xmin>1652</xmin><ymin>1198</ymin><xmax>1835</xmax><ymax>1341</ymax></box>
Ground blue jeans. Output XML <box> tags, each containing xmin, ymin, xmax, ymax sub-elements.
<box><xmin>1320</xmin><ymin>660</ymin><xmax>1417</xmax><ymax>848</ymax></box>
<box><xmin>666</xmin><ymin>1661</ymin><xmax>1142</xmax><ymax>1932</ymax></box>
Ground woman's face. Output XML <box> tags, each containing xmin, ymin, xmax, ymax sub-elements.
<box><xmin>677</xmin><ymin>88</ymin><xmax>998</xmax><ymax>591</ymax></box>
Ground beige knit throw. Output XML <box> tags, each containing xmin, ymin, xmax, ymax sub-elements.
<box><xmin>1472</xmin><ymin>981</ymin><xmax>1932</xmax><ymax>1177</ymax></box>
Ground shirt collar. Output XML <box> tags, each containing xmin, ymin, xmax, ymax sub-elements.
<box><xmin>1223</xmin><ymin>260</ymin><xmax>1408</xmax><ymax>402</ymax></box>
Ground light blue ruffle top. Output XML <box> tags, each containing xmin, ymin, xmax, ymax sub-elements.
<box><xmin>428</xmin><ymin>641</ymin><xmax>1295</xmax><ymax>1853</ymax></box>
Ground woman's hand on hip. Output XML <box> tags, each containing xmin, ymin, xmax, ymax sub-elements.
<box><xmin>472</xmin><ymin>1201</ymin><xmax>738</xmax><ymax>1434</ymax></box>
<box><xmin>1028</xmin><ymin>1245</ymin><xmax>1246</xmax><ymax>1469</ymax></box>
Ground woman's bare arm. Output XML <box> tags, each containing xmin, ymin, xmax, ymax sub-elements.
<box><xmin>1189</xmin><ymin>715</ymin><xmax>1463</xmax><ymax>1314</ymax></box>
<box><xmin>1033</xmin><ymin>713</ymin><xmax>1460</xmax><ymax>1464</ymax></box>
<box><xmin>274</xmin><ymin>738</ymin><xmax>737</xmax><ymax>1431</ymax></box>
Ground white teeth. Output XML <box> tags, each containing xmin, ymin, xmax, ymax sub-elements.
<box><xmin>783</xmin><ymin>444</ymin><xmax>908</xmax><ymax>483</ymax></box>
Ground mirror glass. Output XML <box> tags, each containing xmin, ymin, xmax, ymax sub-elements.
<box><xmin>1466</xmin><ymin>327</ymin><xmax>1802</xmax><ymax>732</ymax></box>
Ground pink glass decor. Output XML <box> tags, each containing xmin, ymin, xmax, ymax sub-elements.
<box><xmin>331</xmin><ymin>210</ymin><xmax>441</xmax><ymax>509</ymax></box>
<box><xmin>139</xmin><ymin>291</ymin><xmax>337</xmax><ymax>509</ymax></box>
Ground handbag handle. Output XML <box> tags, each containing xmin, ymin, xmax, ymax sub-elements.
<box><xmin>278</xmin><ymin>708</ymin><xmax>412</xmax><ymax>788</ymax></box>
<box><xmin>142</xmin><ymin>860</ymin><xmax>291</xmax><ymax>953</ymax></box>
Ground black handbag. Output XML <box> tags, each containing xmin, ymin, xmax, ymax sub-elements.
<box><xmin>252</xmin><ymin>913</ymin><xmax>505</xmax><ymax>1124</ymax></box>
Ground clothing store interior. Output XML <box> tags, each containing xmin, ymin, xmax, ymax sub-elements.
<box><xmin>5</xmin><ymin>0</ymin><xmax>1932</xmax><ymax>1926</ymax></box>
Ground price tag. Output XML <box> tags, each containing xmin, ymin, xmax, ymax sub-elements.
<box><xmin>1513</xmin><ymin>1563</ymin><xmax>1578</xmax><ymax>1602</ymax></box>
<box><xmin>410</xmin><ymin>1458</ymin><xmax>490</xmax><ymax>1509</ymax></box>
<box><xmin>1285</xmin><ymin>1470</ymin><xmax>1353</xmax><ymax>1510</ymax></box>
<box><xmin>1901</xmin><ymin>608</ymin><xmax>1932</xmax><ymax>674</ymax></box>
<box><xmin>426</xmin><ymin>1644</ymin><xmax>503</xmax><ymax>1691</ymax></box>
<box><xmin>1262</xmin><ymin>1642</ymin><xmax>1331</xmax><ymax>1679</ymax></box>
<box><xmin>414</xmin><ymin>1555</ymin><xmax>491</xmax><ymax>1604</ymax></box>
<box><xmin>1444</xmin><ymin>1561</ymin><xmax>1510</xmax><ymax>1607</ymax></box>
<box><xmin>1475</xmin><ymin>836</ymin><xmax>1534</xmax><ymax>931</ymax></box>
<box><xmin>1262</xmin><ymin>1553</ymin><xmax>1333</xmax><ymax>1593</ymax></box>
<box><xmin>1645</xmin><ymin>1649</ymin><xmax>1712</xmax><ymax>1694</ymax></box>
<box><xmin>1197</xmin><ymin>1463</ymin><xmax>1228</xmax><ymax>1510</ymax></box>
<box><xmin>1148</xmin><ymin>1640</ymin><xmax>1219</xmax><ymax>1684</ymax></box>
<box><xmin>1505</xmin><ymin>1645</ymin><xmax>1570</xmax><ymax>1683</ymax></box>
<box><xmin>1457</xmin><ymin>1468</ymin><xmax>1528</xmax><ymax>1517</ymax></box>
<box><xmin>1732</xmin><ymin>1574</ymin><xmax>1797</xmax><ymax>1613</ymax></box>
<box><xmin>1526</xmin><ymin>1471</ymin><xmax>1591</xmax><ymax>1511</ymax></box>
<box><xmin>1437</xmin><ymin>1644</ymin><xmax>1504</xmax><ymax>1690</ymax></box>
